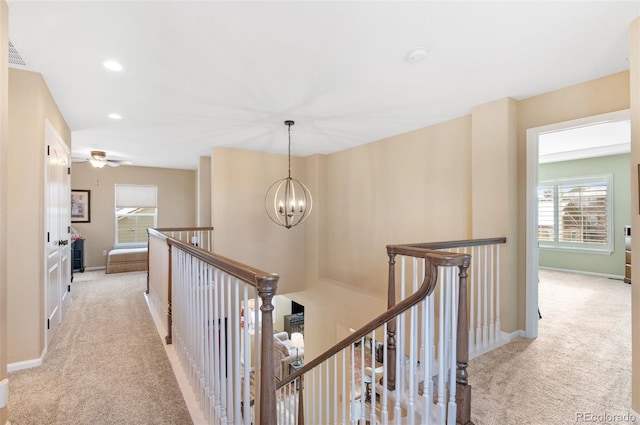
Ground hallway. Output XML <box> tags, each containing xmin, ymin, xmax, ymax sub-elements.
<box><xmin>7</xmin><ymin>271</ymin><xmax>192</xmax><ymax>425</ymax></box>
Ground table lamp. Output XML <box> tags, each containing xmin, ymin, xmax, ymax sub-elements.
<box><xmin>290</xmin><ymin>332</ymin><xmax>304</xmax><ymax>366</ymax></box>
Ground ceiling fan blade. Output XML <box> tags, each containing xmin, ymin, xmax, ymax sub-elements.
<box><xmin>106</xmin><ymin>160</ymin><xmax>132</xmax><ymax>167</ymax></box>
<box><xmin>71</xmin><ymin>157</ymin><xmax>89</xmax><ymax>163</ymax></box>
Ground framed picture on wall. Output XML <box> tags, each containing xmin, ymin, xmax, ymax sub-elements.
<box><xmin>71</xmin><ymin>190</ymin><xmax>91</xmax><ymax>223</ymax></box>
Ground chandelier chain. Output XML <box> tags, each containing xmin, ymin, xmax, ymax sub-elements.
<box><xmin>287</xmin><ymin>122</ymin><xmax>292</xmax><ymax>179</ymax></box>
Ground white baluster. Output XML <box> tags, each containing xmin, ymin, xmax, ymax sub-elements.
<box><xmin>469</xmin><ymin>247</ymin><xmax>476</xmax><ymax>354</ymax></box>
<box><xmin>242</xmin><ymin>286</ymin><xmax>250</xmax><ymax>425</ymax></box>
<box><xmin>489</xmin><ymin>244</ymin><xmax>495</xmax><ymax>346</ymax></box>
<box><xmin>332</xmin><ymin>355</ymin><xmax>338</xmax><ymax>425</ymax></box>
<box><xmin>437</xmin><ymin>263</ymin><xmax>446</xmax><ymax>425</ymax></box>
<box><xmin>421</xmin><ymin>296</ymin><xmax>431</xmax><ymax>425</ymax></box>
<box><xmin>447</xmin><ymin>266</ymin><xmax>459</xmax><ymax>425</ymax></box>
<box><xmin>483</xmin><ymin>244</ymin><xmax>489</xmax><ymax>349</ymax></box>
<box><xmin>495</xmin><ymin>243</ymin><xmax>502</xmax><ymax>343</ymax></box>
<box><xmin>474</xmin><ymin>246</ymin><xmax>482</xmax><ymax>352</ymax></box>
<box><xmin>381</xmin><ymin>323</ymin><xmax>389</xmax><ymax>425</ymax></box>
<box><xmin>342</xmin><ymin>350</ymin><xmax>347</xmax><ymax>425</ymax></box>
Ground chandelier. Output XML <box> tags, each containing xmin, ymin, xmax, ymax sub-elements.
<box><xmin>264</xmin><ymin>120</ymin><xmax>312</xmax><ymax>229</ymax></box>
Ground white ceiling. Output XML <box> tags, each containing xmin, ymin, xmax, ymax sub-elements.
<box><xmin>6</xmin><ymin>1</ymin><xmax>640</xmax><ymax>170</ymax></box>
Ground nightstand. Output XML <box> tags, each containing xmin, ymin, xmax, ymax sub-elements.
<box><xmin>71</xmin><ymin>239</ymin><xmax>85</xmax><ymax>273</ymax></box>
<box><xmin>289</xmin><ymin>361</ymin><xmax>304</xmax><ymax>390</ymax></box>
<box><xmin>289</xmin><ymin>360</ymin><xmax>304</xmax><ymax>375</ymax></box>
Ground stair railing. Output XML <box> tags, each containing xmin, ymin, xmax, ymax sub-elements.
<box><xmin>148</xmin><ymin>227</ymin><xmax>279</xmax><ymax>425</ymax></box>
<box><xmin>147</xmin><ymin>227</ymin><xmax>214</xmax><ymax>342</ymax></box>
<box><xmin>276</xmin><ymin>247</ymin><xmax>471</xmax><ymax>425</ymax></box>
<box><xmin>396</xmin><ymin>238</ymin><xmax>507</xmax><ymax>357</ymax></box>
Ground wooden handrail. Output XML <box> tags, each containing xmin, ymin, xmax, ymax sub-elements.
<box><xmin>152</xmin><ymin>226</ymin><xmax>215</xmax><ymax>232</ymax></box>
<box><xmin>277</xmin><ymin>248</ymin><xmax>470</xmax><ymax>389</ymax></box>
<box><xmin>399</xmin><ymin>236</ymin><xmax>506</xmax><ymax>250</ymax></box>
<box><xmin>165</xmin><ymin>237</ymin><xmax>278</xmax><ymax>288</ymax></box>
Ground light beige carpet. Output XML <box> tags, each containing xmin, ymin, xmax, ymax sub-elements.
<box><xmin>8</xmin><ymin>270</ymin><xmax>193</xmax><ymax>425</ymax></box>
<box><xmin>469</xmin><ymin>269</ymin><xmax>632</xmax><ymax>425</ymax></box>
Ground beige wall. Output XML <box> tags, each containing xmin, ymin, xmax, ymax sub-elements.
<box><xmin>630</xmin><ymin>17</ymin><xmax>640</xmax><ymax>413</ymax></box>
<box><xmin>211</xmin><ymin>147</ymin><xmax>307</xmax><ymax>295</ymax></box>
<box><xmin>70</xmin><ymin>162</ymin><xmax>196</xmax><ymax>268</ymax></box>
<box><xmin>7</xmin><ymin>68</ymin><xmax>71</xmax><ymax>364</ymax></box>
<box><xmin>320</xmin><ymin>116</ymin><xmax>472</xmax><ymax>297</ymax></box>
<box><xmin>0</xmin><ymin>1</ymin><xmax>7</xmax><ymax>422</ymax></box>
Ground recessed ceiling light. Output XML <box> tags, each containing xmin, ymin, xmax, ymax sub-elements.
<box><xmin>108</xmin><ymin>113</ymin><xmax>122</xmax><ymax>120</ymax></box>
<box><xmin>103</xmin><ymin>60</ymin><xmax>123</xmax><ymax>71</ymax></box>
<box><xmin>407</xmin><ymin>48</ymin><xmax>428</xmax><ymax>63</ymax></box>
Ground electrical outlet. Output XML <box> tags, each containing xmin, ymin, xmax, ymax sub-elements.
<box><xmin>103</xmin><ymin>250</ymin><xmax>108</xmax><ymax>256</ymax></box>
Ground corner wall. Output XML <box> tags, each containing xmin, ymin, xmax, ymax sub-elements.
<box><xmin>197</xmin><ymin>156</ymin><xmax>211</xmax><ymax>227</ymax></box>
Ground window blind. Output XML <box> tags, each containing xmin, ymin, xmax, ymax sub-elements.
<box><xmin>115</xmin><ymin>184</ymin><xmax>157</xmax><ymax>208</ymax></box>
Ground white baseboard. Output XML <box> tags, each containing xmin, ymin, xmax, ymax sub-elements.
<box><xmin>7</xmin><ymin>348</ymin><xmax>46</xmax><ymax>372</ymax></box>
<box><xmin>84</xmin><ymin>266</ymin><xmax>106</xmax><ymax>271</ymax></box>
<box><xmin>539</xmin><ymin>266</ymin><xmax>624</xmax><ymax>281</ymax></box>
<box><xmin>144</xmin><ymin>292</ymin><xmax>167</xmax><ymax>338</ymax></box>
<box><xmin>501</xmin><ymin>329</ymin><xmax>525</xmax><ymax>342</ymax></box>
<box><xmin>470</xmin><ymin>330</ymin><xmax>524</xmax><ymax>360</ymax></box>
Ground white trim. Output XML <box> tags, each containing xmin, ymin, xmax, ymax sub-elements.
<box><xmin>144</xmin><ymin>294</ymin><xmax>205</xmax><ymax>424</ymax></box>
<box><xmin>0</xmin><ymin>378</ymin><xmax>8</xmax><ymax>409</ymax></box>
<box><xmin>539</xmin><ymin>266</ymin><xmax>625</xmax><ymax>281</ymax></box>
<box><xmin>468</xmin><ymin>330</ymin><xmax>522</xmax><ymax>360</ymax></box>
<box><xmin>501</xmin><ymin>329</ymin><xmax>525</xmax><ymax>342</ymax></box>
<box><xmin>144</xmin><ymin>292</ymin><xmax>167</xmax><ymax>338</ymax></box>
<box><xmin>525</xmin><ymin>125</ymin><xmax>540</xmax><ymax>339</ymax></box>
<box><xmin>7</xmin><ymin>348</ymin><xmax>46</xmax><ymax>372</ymax></box>
<box><xmin>84</xmin><ymin>266</ymin><xmax>106</xmax><ymax>271</ymax></box>
<box><xmin>539</xmin><ymin>142</ymin><xmax>629</xmax><ymax>164</ymax></box>
<box><xmin>525</xmin><ymin>109</ymin><xmax>631</xmax><ymax>340</ymax></box>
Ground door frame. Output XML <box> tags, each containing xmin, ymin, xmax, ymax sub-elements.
<box><xmin>43</xmin><ymin>119</ymin><xmax>71</xmax><ymax>349</ymax></box>
<box><xmin>525</xmin><ymin>109</ymin><xmax>630</xmax><ymax>338</ymax></box>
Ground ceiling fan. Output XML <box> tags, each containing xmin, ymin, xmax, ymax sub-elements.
<box><xmin>73</xmin><ymin>151</ymin><xmax>131</xmax><ymax>168</ymax></box>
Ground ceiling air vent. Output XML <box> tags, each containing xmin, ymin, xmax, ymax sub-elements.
<box><xmin>8</xmin><ymin>39</ymin><xmax>26</xmax><ymax>66</ymax></box>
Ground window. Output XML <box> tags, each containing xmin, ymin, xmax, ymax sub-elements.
<box><xmin>115</xmin><ymin>184</ymin><xmax>157</xmax><ymax>246</ymax></box>
<box><xmin>538</xmin><ymin>175</ymin><xmax>613</xmax><ymax>253</ymax></box>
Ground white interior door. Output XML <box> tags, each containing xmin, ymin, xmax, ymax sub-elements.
<box><xmin>45</xmin><ymin>121</ymin><xmax>71</xmax><ymax>347</ymax></box>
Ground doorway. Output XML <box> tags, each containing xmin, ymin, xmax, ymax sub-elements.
<box><xmin>525</xmin><ymin>109</ymin><xmax>631</xmax><ymax>338</ymax></box>
<box><xmin>44</xmin><ymin>120</ymin><xmax>71</xmax><ymax>348</ymax></box>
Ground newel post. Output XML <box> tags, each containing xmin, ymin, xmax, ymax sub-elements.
<box><xmin>257</xmin><ymin>274</ymin><xmax>279</xmax><ymax>425</ymax></box>
<box><xmin>386</xmin><ymin>251</ymin><xmax>397</xmax><ymax>391</ymax></box>
<box><xmin>456</xmin><ymin>261</ymin><xmax>473</xmax><ymax>425</ymax></box>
